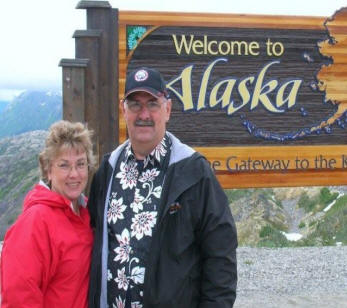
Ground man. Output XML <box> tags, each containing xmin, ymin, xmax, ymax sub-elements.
<box><xmin>88</xmin><ymin>67</ymin><xmax>238</xmax><ymax>308</ymax></box>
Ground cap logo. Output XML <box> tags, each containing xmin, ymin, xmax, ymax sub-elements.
<box><xmin>134</xmin><ymin>69</ymin><xmax>148</xmax><ymax>82</ymax></box>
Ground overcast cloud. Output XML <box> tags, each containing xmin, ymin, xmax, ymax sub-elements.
<box><xmin>0</xmin><ymin>0</ymin><xmax>345</xmax><ymax>99</ymax></box>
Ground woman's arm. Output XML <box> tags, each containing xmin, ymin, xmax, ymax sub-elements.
<box><xmin>1</xmin><ymin>207</ymin><xmax>52</xmax><ymax>308</ymax></box>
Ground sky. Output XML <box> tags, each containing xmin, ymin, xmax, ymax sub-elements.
<box><xmin>0</xmin><ymin>0</ymin><xmax>346</xmax><ymax>100</ymax></box>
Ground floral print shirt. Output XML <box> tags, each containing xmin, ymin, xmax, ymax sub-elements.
<box><xmin>107</xmin><ymin>134</ymin><xmax>171</xmax><ymax>308</ymax></box>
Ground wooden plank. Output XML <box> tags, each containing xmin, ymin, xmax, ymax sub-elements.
<box><xmin>216</xmin><ymin>169</ymin><xmax>347</xmax><ymax>188</ymax></box>
<box><xmin>119</xmin><ymin>11</ymin><xmax>326</xmax><ymax>30</ymax></box>
<box><xmin>76</xmin><ymin>1</ymin><xmax>111</xmax><ymax>9</ymax></box>
<box><xmin>196</xmin><ymin>145</ymin><xmax>347</xmax><ymax>171</ymax></box>
<box><xmin>59</xmin><ymin>58</ymin><xmax>89</xmax><ymax>67</ymax></box>
<box><xmin>73</xmin><ymin>29</ymin><xmax>102</xmax><ymax>38</ymax></box>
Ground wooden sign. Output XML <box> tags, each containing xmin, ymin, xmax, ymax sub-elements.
<box><xmin>60</xmin><ymin>2</ymin><xmax>347</xmax><ymax>188</ymax></box>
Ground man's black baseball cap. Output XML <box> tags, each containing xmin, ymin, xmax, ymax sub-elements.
<box><xmin>124</xmin><ymin>67</ymin><xmax>169</xmax><ymax>99</ymax></box>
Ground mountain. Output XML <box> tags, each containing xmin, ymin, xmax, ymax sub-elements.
<box><xmin>0</xmin><ymin>130</ymin><xmax>47</xmax><ymax>239</ymax></box>
<box><xmin>0</xmin><ymin>101</ymin><xmax>9</xmax><ymax>114</ymax></box>
<box><xmin>0</xmin><ymin>91</ymin><xmax>62</xmax><ymax>139</ymax></box>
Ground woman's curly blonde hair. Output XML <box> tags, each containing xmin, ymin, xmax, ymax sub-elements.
<box><xmin>39</xmin><ymin>120</ymin><xmax>96</xmax><ymax>184</ymax></box>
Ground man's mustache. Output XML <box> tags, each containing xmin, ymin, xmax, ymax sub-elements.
<box><xmin>135</xmin><ymin>120</ymin><xmax>154</xmax><ymax>127</ymax></box>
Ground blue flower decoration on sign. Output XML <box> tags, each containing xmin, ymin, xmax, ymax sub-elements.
<box><xmin>127</xmin><ymin>26</ymin><xmax>147</xmax><ymax>51</ymax></box>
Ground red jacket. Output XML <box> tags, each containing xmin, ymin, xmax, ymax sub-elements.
<box><xmin>0</xmin><ymin>183</ymin><xmax>93</xmax><ymax>308</ymax></box>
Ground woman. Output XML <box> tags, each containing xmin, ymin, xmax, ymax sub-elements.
<box><xmin>0</xmin><ymin>120</ymin><xmax>95</xmax><ymax>307</ymax></box>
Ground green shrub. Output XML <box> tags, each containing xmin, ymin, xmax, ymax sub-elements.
<box><xmin>259</xmin><ymin>225</ymin><xmax>273</xmax><ymax>238</ymax></box>
<box><xmin>257</xmin><ymin>232</ymin><xmax>290</xmax><ymax>248</ymax></box>
<box><xmin>309</xmin><ymin>220</ymin><xmax>316</xmax><ymax>227</ymax></box>
<box><xmin>224</xmin><ymin>189</ymin><xmax>253</xmax><ymax>203</ymax></box>
<box><xmin>299</xmin><ymin>221</ymin><xmax>305</xmax><ymax>229</ymax></box>
<box><xmin>274</xmin><ymin>199</ymin><xmax>283</xmax><ymax>208</ymax></box>
<box><xmin>298</xmin><ymin>188</ymin><xmax>339</xmax><ymax>214</ymax></box>
<box><xmin>294</xmin><ymin>237</ymin><xmax>319</xmax><ymax>247</ymax></box>
<box><xmin>298</xmin><ymin>192</ymin><xmax>317</xmax><ymax>213</ymax></box>
<box><xmin>319</xmin><ymin>187</ymin><xmax>338</xmax><ymax>207</ymax></box>
<box><xmin>304</xmin><ymin>202</ymin><xmax>347</xmax><ymax>246</ymax></box>
<box><xmin>258</xmin><ymin>225</ymin><xmax>290</xmax><ymax>247</ymax></box>
<box><xmin>325</xmin><ymin>196</ymin><xmax>347</xmax><ymax>216</ymax></box>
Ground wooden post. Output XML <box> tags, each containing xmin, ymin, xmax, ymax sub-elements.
<box><xmin>76</xmin><ymin>0</ymin><xmax>119</xmax><ymax>159</ymax></box>
<box><xmin>73</xmin><ymin>29</ymin><xmax>102</xmax><ymax>162</ymax></box>
<box><xmin>59</xmin><ymin>58</ymin><xmax>89</xmax><ymax>123</ymax></box>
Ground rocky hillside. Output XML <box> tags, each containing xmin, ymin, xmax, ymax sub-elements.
<box><xmin>228</xmin><ymin>186</ymin><xmax>347</xmax><ymax>247</ymax></box>
<box><xmin>0</xmin><ymin>130</ymin><xmax>47</xmax><ymax>238</ymax></box>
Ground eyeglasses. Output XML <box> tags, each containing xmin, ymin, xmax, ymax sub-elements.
<box><xmin>125</xmin><ymin>99</ymin><xmax>163</xmax><ymax>113</ymax></box>
<box><xmin>55</xmin><ymin>160</ymin><xmax>89</xmax><ymax>173</ymax></box>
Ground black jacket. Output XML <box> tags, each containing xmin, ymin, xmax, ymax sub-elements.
<box><xmin>88</xmin><ymin>132</ymin><xmax>238</xmax><ymax>308</ymax></box>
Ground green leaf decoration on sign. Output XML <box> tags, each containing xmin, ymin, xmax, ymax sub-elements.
<box><xmin>127</xmin><ymin>26</ymin><xmax>147</xmax><ymax>51</ymax></box>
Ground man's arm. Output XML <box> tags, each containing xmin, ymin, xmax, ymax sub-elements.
<box><xmin>88</xmin><ymin>171</ymin><xmax>99</xmax><ymax>229</ymax></box>
<box><xmin>197</xmin><ymin>166</ymin><xmax>238</xmax><ymax>308</ymax></box>
<box><xmin>87</xmin><ymin>154</ymin><xmax>111</xmax><ymax>229</ymax></box>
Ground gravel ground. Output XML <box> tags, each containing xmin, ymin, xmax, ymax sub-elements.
<box><xmin>1</xmin><ymin>243</ymin><xmax>346</xmax><ymax>307</ymax></box>
<box><xmin>236</xmin><ymin>246</ymin><xmax>347</xmax><ymax>307</ymax></box>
